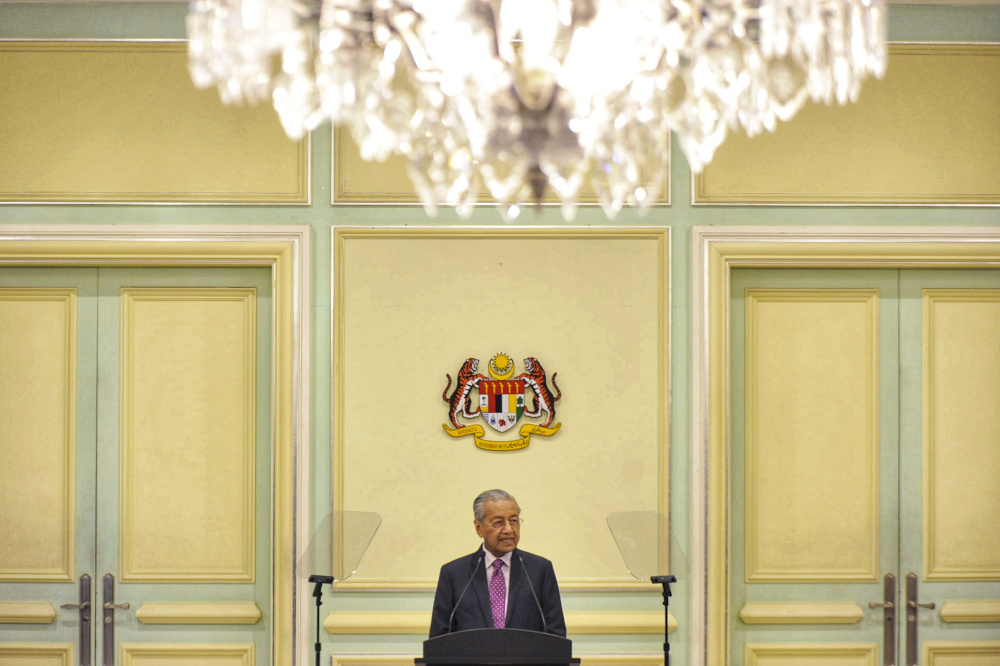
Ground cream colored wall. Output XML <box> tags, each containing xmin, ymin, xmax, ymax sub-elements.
<box><xmin>0</xmin><ymin>3</ymin><xmax>998</xmax><ymax>666</ymax></box>
<box><xmin>333</xmin><ymin>229</ymin><xmax>668</xmax><ymax>591</ymax></box>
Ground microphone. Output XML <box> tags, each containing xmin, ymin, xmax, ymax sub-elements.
<box><xmin>448</xmin><ymin>556</ymin><xmax>483</xmax><ymax>633</ymax></box>
<box><xmin>518</xmin><ymin>554</ymin><xmax>547</xmax><ymax>634</ymax></box>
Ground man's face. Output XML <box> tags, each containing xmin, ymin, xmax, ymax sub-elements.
<box><xmin>474</xmin><ymin>498</ymin><xmax>521</xmax><ymax>558</ymax></box>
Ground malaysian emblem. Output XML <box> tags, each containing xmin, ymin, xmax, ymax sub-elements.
<box><xmin>442</xmin><ymin>353</ymin><xmax>561</xmax><ymax>451</ymax></box>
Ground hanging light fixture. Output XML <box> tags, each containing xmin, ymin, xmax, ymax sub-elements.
<box><xmin>186</xmin><ymin>0</ymin><xmax>886</xmax><ymax>220</ymax></box>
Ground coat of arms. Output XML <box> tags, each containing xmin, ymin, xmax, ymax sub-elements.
<box><xmin>442</xmin><ymin>353</ymin><xmax>561</xmax><ymax>450</ymax></box>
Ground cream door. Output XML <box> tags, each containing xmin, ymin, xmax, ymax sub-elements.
<box><xmin>0</xmin><ymin>268</ymin><xmax>98</xmax><ymax>666</ymax></box>
<box><xmin>898</xmin><ymin>270</ymin><xmax>1000</xmax><ymax>666</ymax></box>
<box><xmin>0</xmin><ymin>267</ymin><xmax>272</xmax><ymax>666</ymax></box>
<box><xmin>730</xmin><ymin>268</ymin><xmax>1000</xmax><ymax>666</ymax></box>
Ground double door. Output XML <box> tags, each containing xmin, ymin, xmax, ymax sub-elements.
<box><xmin>730</xmin><ymin>269</ymin><xmax>1000</xmax><ymax>666</ymax></box>
<box><xmin>0</xmin><ymin>267</ymin><xmax>272</xmax><ymax>666</ymax></box>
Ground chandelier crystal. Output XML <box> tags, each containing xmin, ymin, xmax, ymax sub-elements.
<box><xmin>187</xmin><ymin>0</ymin><xmax>886</xmax><ymax>220</ymax></box>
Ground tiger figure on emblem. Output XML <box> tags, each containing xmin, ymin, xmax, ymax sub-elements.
<box><xmin>442</xmin><ymin>353</ymin><xmax>561</xmax><ymax>440</ymax></box>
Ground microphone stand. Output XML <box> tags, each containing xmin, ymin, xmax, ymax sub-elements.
<box><xmin>308</xmin><ymin>575</ymin><xmax>335</xmax><ymax>666</ymax></box>
<box><xmin>650</xmin><ymin>575</ymin><xmax>677</xmax><ymax>666</ymax></box>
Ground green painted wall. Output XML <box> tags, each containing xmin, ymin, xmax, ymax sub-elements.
<box><xmin>1</xmin><ymin>3</ymin><xmax>998</xmax><ymax>664</ymax></box>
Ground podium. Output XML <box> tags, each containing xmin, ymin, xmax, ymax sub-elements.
<box><xmin>416</xmin><ymin>628</ymin><xmax>580</xmax><ymax>665</ymax></box>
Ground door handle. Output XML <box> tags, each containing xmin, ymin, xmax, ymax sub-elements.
<box><xmin>102</xmin><ymin>574</ymin><xmax>130</xmax><ymax>666</ymax></box>
<box><xmin>905</xmin><ymin>572</ymin><xmax>935</xmax><ymax>666</ymax></box>
<box><xmin>869</xmin><ymin>573</ymin><xmax>896</xmax><ymax>666</ymax></box>
<box><xmin>61</xmin><ymin>574</ymin><xmax>92</xmax><ymax>666</ymax></box>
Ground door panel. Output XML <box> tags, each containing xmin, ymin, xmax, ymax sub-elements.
<box><xmin>899</xmin><ymin>270</ymin><xmax>1000</xmax><ymax>661</ymax></box>
<box><xmin>732</xmin><ymin>267</ymin><xmax>1000</xmax><ymax>666</ymax></box>
<box><xmin>95</xmin><ymin>268</ymin><xmax>272</xmax><ymax>666</ymax></box>
<box><xmin>731</xmin><ymin>269</ymin><xmax>899</xmax><ymax>666</ymax></box>
<box><xmin>0</xmin><ymin>267</ymin><xmax>271</xmax><ymax>666</ymax></box>
<box><xmin>0</xmin><ymin>268</ymin><xmax>98</xmax><ymax>661</ymax></box>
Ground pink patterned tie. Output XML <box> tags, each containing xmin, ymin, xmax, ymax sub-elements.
<box><xmin>489</xmin><ymin>559</ymin><xmax>506</xmax><ymax>628</ymax></box>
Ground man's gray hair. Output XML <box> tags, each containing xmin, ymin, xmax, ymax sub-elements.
<box><xmin>473</xmin><ymin>489</ymin><xmax>520</xmax><ymax>522</ymax></box>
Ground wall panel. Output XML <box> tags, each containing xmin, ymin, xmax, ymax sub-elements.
<box><xmin>0</xmin><ymin>643</ymin><xmax>72</xmax><ymax>666</ymax></box>
<box><xmin>332</xmin><ymin>128</ymin><xmax>670</xmax><ymax>206</ymax></box>
<box><xmin>924</xmin><ymin>290</ymin><xmax>1000</xmax><ymax>580</ymax></box>
<box><xmin>694</xmin><ymin>44</ymin><xmax>1000</xmax><ymax>205</ymax></box>
<box><xmin>744</xmin><ymin>289</ymin><xmax>879</xmax><ymax>582</ymax></box>
<box><xmin>0</xmin><ymin>41</ymin><xmax>308</xmax><ymax>204</ymax></box>
<box><xmin>332</xmin><ymin>228</ymin><xmax>670</xmax><ymax>590</ymax></box>
<box><xmin>120</xmin><ymin>643</ymin><xmax>254</xmax><ymax>666</ymax></box>
<box><xmin>0</xmin><ymin>289</ymin><xmax>76</xmax><ymax>581</ymax></box>
<box><xmin>745</xmin><ymin>643</ymin><xmax>877</xmax><ymax>666</ymax></box>
<box><xmin>120</xmin><ymin>287</ymin><xmax>257</xmax><ymax>582</ymax></box>
<box><xmin>924</xmin><ymin>641</ymin><xmax>1000</xmax><ymax>666</ymax></box>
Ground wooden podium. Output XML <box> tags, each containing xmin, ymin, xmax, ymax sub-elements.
<box><xmin>415</xmin><ymin>628</ymin><xmax>580</xmax><ymax>665</ymax></box>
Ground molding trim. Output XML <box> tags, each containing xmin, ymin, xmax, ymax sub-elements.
<box><xmin>924</xmin><ymin>641</ymin><xmax>1000</xmax><ymax>663</ymax></box>
<box><xmin>0</xmin><ymin>601</ymin><xmax>57</xmax><ymax>623</ymax></box>
<box><xmin>0</xmin><ymin>642</ymin><xmax>72</xmax><ymax>664</ymax></box>
<box><xmin>690</xmin><ymin>226</ymin><xmax>1000</xmax><ymax>666</ymax></box>
<box><xmin>739</xmin><ymin>602</ymin><xmax>864</xmax><ymax>625</ymax></box>
<box><xmin>746</xmin><ymin>642</ymin><xmax>877</xmax><ymax>665</ymax></box>
<box><xmin>135</xmin><ymin>602</ymin><xmax>262</xmax><ymax>625</ymax></box>
<box><xmin>323</xmin><ymin>610</ymin><xmax>677</xmax><ymax>635</ymax></box>
<box><xmin>939</xmin><ymin>600</ymin><xmax>1000</xmax><ymax>623</ymax></box>
<box><xmin>120</xmin><ymin>643</ymin><xmax>254</xmax><ymax>665</ymax></box>
<box><xmin>0</xmin><ymin>225</ymin><xmax>311</xmax><ymax>666</ymax></box>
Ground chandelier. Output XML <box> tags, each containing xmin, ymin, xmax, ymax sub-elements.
<box><xmin>186</xmin><ymin>0</ymin><xmax>886</xmax><ymax>220</ymax></box>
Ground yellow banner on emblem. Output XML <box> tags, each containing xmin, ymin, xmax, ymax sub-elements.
<box><xmin>442</xmin><ymin>422</ymin><xmax>561</xmax><ymax>451</ymax></box>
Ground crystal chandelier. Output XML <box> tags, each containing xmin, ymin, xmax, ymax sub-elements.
<box><xmin>186</xmin><ymin>0</ymin><xmax>886</xmax><ymax>220</ymax></box>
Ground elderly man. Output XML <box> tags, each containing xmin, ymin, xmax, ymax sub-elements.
<box><xmin>429</xmin><ymin>489</ymin><xmax>567</xmax><ymax>637</ymax></box>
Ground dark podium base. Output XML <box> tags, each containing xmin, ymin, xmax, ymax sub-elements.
<box><xmin>416</xmin><ymin>628</ymin><xmax>580</xmax><ymax>666</ymax></box>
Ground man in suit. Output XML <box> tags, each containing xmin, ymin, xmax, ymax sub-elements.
<box><xmin>429</xmin><ymin>489</ymin><xmax>567</xmax><ymax>637</ymax></box>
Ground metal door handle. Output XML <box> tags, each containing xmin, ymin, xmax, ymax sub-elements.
<box><xmin>102</xmin><ymin>574</ymin><xmax>130</xmax><ymax>666</ymax></box>
<box><xmin>871</xmin><ymin>573</ymin><xmax>896</xmax><ymax>666</ymax></box>
<box><xmin>869</xmin><ymin>601</ymin><xmax>895</xmax><ymax>609</ymax></box>
<box><xmin>63</xmin><ymin>574</ymin><xmax>92</xmax><ymax>666</ymax></box>
<box><xmin>906</xmin><ymin>572</ymin><xmax>935</xmax><ymax>666</ymax></box>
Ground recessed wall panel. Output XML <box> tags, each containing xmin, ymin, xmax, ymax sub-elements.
<box><xmin>120</xmin><ymin>288</ymin><xmax>256</xmax><ymax>582</ymax></box>
<box><xmin>745</xmin><ymin>290</ymin><xmax>879</xmax><ymax>582</ymax></box>
<box><xmin>333</xmin><ymin>228</ymin><xmax>669</xmax><ymax>590</ymax></box>
<box><xmin>0</xmin><ymin>41</ymin><xmax>308</xmax><ymax>204</ymax></box>
<box><xmin>924</xmin><ymin>290</ymin><xmax>1000</xmax><ymax>580</ymax></box>
<box><xmin>333</xmin><ymin>127</ymin><xmax>670</xmax><ymax>205</ymax></box>
<box><xmin>746</xmin><ymin>643</ymin><xmax>877</xmax><ymax>666</ymax></box>
<box><xmin>0</xmin><ymin>643</ymin><xmax>72</xmax><ymax>666</ymax></box>
<box><xmin>0</xmin><ymin>289</ymin><xmax>75</xmax><ymax>582</ymax></box>
<box><xmin>924</xmin><ymin>641</ymin><xmax>1000</xmax><ymax>666</ymax></box>
<box><xmin>695</xmin><ymin>44</ymin><xmax>1000</xmax><ymax>205</ymax></box>
<box><xmin>120</xmin><ymin>643</ymin><xmax>253</xmax><ymax>666</ymax></box>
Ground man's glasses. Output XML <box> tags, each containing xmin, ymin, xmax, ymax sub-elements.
<box><xmin>487</xmin><ymin>517</ymin><xmax>522</xmax><ymax>530</ymax></box>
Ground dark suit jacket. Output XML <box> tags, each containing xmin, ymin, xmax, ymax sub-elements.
<box><xmin>429</xmin><ymin>547</ymin><xmax>567</xmax><ymax>638</ymax></box>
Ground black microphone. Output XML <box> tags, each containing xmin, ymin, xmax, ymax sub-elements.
<box><xmin>518</xmin><ymin>554</ymin><xmax>547</xmax><ymax>634</ymax></box>
<box><xmin>448</xmin><ymin>556</ymin><xmax>483</xmax><ymax>633</ymax></box>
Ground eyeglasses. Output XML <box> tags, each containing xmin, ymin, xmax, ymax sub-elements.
<box><xmin>486</xmin><ymin>517</ymin><xmax>522</xmax><ymax>530</ymax></box>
